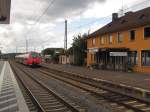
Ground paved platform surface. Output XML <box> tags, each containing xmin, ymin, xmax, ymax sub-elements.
<box><xmin>0</xmin><ymin>61</ymin><xmax>29</xmax><ymax>112</ymax></box>
<box><xmin>42</xmin><ymin>63</ymin><xmax>150</xmax><ymax>91</ymax></box>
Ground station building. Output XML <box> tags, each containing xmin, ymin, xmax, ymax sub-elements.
<box><xmin>87</xmin><ymin>7</ymin><xmax>150</xmax><ymax>73</ymax></box>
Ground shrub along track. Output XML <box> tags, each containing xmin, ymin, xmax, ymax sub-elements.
<box><xmin>10</xmin><ymin>62</ymin><xmax>85</xmax><ymax>112</ymax></box>
<box><xmin>37</xmin><ymin>66</ymin><xmax>150</xmax><ymax>112</ymax></box>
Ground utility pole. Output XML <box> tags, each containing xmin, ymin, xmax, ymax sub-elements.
<box><xmin>64</xmin><ymin>19</ymin><xmax>67</xmax><ymax>64</ymax></box>
<box><xmin>15</xmin><ymin>39</ymin><xmax>17</xmax><ymax>53</ymax></box>
<box><xmin>16</xmin><ymin>46</ymin><xmax>17</xmax><ymax>53</ymax></box>
<box><xmin>34</xmin><ymin>46</ymin><xmax>36</xmax><ymax>51</ymax></box>
<box><xmin>26</xmin><ymin>39</ymin><xmax>28</xmax><ymax>53</ymax></box>
<box><xmin>73</xmin><ymin>37</ymin><xmax>75</xmax><ymax>64</ymax></box>
<box><xmin>65</xmin><ymin>20</ymin><xmax>67</xmax><ymax>51</ymax></box>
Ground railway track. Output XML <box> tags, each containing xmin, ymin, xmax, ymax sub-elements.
<box><xmin>36</xmin><ymin>66</ymin><xmax>150</xmax><ymax>112</ymax></box>
<box><xmin>13</xmin><ymin>71</ymin><xmax>38</xmax><ymax>112</ymax></box>
<box><xmin>11</xmin><ymin>62</ymin><xmax>85</xmax><ymax>112</ymax></box>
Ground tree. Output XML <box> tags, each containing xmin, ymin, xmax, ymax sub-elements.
<box><xmin>71</xmin><ymin>33</ymin><xmax>87</xmax><ymax>66</ymax></box>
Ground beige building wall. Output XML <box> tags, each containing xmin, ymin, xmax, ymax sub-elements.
<box><xmin>59</xmin><ymin>55</ymin><xmax>70</xmax><ymax>64</ymax></box>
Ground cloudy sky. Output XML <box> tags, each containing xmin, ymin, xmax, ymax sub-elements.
<box><xmin>0</xmin><ymin>0</ymin><xmax>149</xmax><ymax>53</ymax></box>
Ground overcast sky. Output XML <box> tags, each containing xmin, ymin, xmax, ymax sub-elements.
<box><xmin>0</xmin><ymin>0</ymin><xmax>149</xmax><ymax>53</ymax></box>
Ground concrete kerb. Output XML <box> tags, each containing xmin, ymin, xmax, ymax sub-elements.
<box><xmin>8</xmin><ymin>61</ymin><xmax>30</xmax><ymax>112</ymax></box>
<box><xmin>53</xmin><ymin>68</ymin><xmax>150</xmax><ymax>100</ymax></box>
<box><xmin>92</xmin><ymin>77</ymin><xmax>150</xmax><ymax>98</ymax></box>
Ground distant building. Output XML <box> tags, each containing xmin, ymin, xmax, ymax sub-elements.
<box><xmin>0</xmin><ymin>53</ymin><xmax>21</xmax><ymax>59</ymax></box>
<box><xmin>44</xmin><ymin>54</ymin><xmax>52</xmax><ymax>63</ymax></box>
<box><xmin>59</xmin><ymin>55</ymin><xmax>74</xmax><ymax>64</ymax></box>
<box><xmin>87</xmin><ymin>7</ymin><xmax>150</xmax><ymax>73</ymax></box>
<box><xmin>59</xmin><ymin>55</ymin><xmax>69</xmax><ymax>64</ymax></box>
<box><xmin>42</xmin><ymin>48</ymin><xmax>64</xmax><ymax>64</ymax></box>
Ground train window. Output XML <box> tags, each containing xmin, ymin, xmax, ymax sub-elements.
<box><xmin>31</xmin><ymin>53</ymin><xmax>40</xmax><ymax>58</ymax></box>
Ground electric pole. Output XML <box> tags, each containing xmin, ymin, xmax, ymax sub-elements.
<box><xmin>16</xmin><ymin>46</ymin><xmax>17</xmax><ymax>53</ymax></box>
<box><xmin>26</xmin><ymin>39</ymin><xmax>28</xmax><ymax>53</ymax></box>
<box><xmin>64</xmin><ymin>19</ymin><xmax>67</xmax><ymax>64</ymax></box>
<box><xmin>15</xmin><ymin>39</ymin><xmax>17</xmax><ymax>53</ymax></box>
<box><xmin>65</xmin><ymin>20</ymin><xmax>67</xmax><ymax>51</ymax></box>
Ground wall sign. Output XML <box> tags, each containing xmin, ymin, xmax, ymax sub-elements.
<box><xmin>88</xmin><ymin>48</ymin><xmax>98</xmax><ymax>53</ymax></box>
<box><xmin>110</xmin><ymin>52</ymin><xmax>127</xmax><ymax>56</ymax></box>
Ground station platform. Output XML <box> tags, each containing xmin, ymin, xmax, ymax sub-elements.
<box><xmin>42</xmin><ymin>63</ymin><xmax>150</xmax><ymax>91</ymax></box>
<box><xmin>0</xmin><ymin>61</ymin><xmax>29</xmax><ymax>112</ymax></box>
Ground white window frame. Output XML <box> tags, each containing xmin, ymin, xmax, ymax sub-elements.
<box><xmin>100</xmin><ymin>36</ymin><xmax>105</xmax><ymax>44</ymax></box>
<box><xmin>117</xmin><ymin>32</ymin><xmax>123</xmax><ymax>43</ymax></box>
<box><xmin>92</xmin><ymin>38</ymin><xmax>96</xmax><ymax>46</ymax></box>
<box><xmin>108</xmin><ymin>34</ymin><xmax>113</xmax><ymax>44</ymax></box>
<box><xmin>141</xmin><ymin>50</ymin><xmax>150</xmax><ymax>66</ymax></box>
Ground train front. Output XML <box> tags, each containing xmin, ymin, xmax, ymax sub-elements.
<box><xmin>28</xmin><ymin>52</ymin><xmax>42</xmax><ymax>66</ymax></box>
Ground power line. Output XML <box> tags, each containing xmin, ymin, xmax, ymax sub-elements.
<box><xmin>27</xmin><ymin>0</ymin><xmax>150</xmax><ymax>38</ymax></box>
<box><xmin>68</xmin><ymin>0</ymin><xmax>150</xmax><ymax>34</ymax></box>
<box><xmin>68</xmin><ymin>15</ymin><xmax>111</xmax><ymax>33</ymax></box>
<box><xmin>20</xmin><ymin>0</ymin><xmax>150</xmax><ymax>52</ymax></box>
<box><xmin>25</xmin><ymin>0</ymin><xmax>56</xmax><ymax>37</ymax></box>
<box><xmin>32</xmin><ymin>0</ymin><xmax>56</xmax><ymax>26</ymax></box>
<box><xmin>24</xmin><ymin>0</ymin><xmax>56</xmax><ymax>52</ymax></box>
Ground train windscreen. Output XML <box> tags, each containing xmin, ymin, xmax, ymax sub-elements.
<box><xmin>31</xmin><ymin>52</ymin><xmax>40</xmax><ymax>58</ymax></box>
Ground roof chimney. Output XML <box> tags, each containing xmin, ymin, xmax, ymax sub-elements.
<box><xmin>112</xmin><ymin>13</ymin><xmax>118</xmax><ymax>21</ymax></box>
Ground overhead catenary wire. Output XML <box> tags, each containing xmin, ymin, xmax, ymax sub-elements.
<box><xmin>26</xmin><ymin>0</ymin><xmax>56</xmax><ymax>36</ymax></box>
<box><xmin>17</xmin><ymin>0</ymin><xmax>150</xmax><ymax>52</ymax></box>
<box><xmin>24</xmin><ymin>0</ymin><xmax>56</xmax><ymax>52</ymax></box>
<box><xmin>68</xmin><ymin>0</ymin><xmax>150</xmax><ymax>34</ymax></box>
<box><xmin>32</xmin><ymin>0</ymin><xmax>55</xmax><ymax>26</ymax></box>
<box><xmin>26</xmin><ymin>0</ymin><xmax>150</xmax><ymax>37</ymax></box>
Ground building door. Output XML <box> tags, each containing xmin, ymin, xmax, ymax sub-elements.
<box><xmin>113</xmin><ymin>56</ymin><xmax>128</xmax><ymax>71</ymax></box>
<box><xmin>109</xmin><ymin>51</ymin><xmax>128</xmax><ymax>71</ymax></box>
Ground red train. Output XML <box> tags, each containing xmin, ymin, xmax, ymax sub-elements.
<box><xmin>15</xmin><ymin>52</ymin><xmax>42</xmax><ymax>66</ymax></box>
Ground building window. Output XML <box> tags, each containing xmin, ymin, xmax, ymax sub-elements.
<box><xmin>144</xmin><ymin>27</ymin><xmax>150</xmax><ymax>39</ymax></box>
<box><xmin>91</xmin><ymin>54</ymin><xmax>93</xmax><ymax>62</ymax></box>
<box><xmin>142</xmin><ymin>50</ymin><xmax>150</xmax><ymax>66</ymax></box>
<box><xmin>92</xmin><ymin>38</ymin><xmax>96</xmax><ymax>46</ymax></box>
<box><xmin>117</xmin><ymin>32</ymin><xmax>123</xmax><ymax>43</ymax></box>
<box><xmin>130</xmin><ymin>30</ymin><xmax>135</xmax><ymax>41</ymax></box>
<box><xmin>128</xmin><ymin>51</ymin><xmax>138</xmax><ymax>65</ymax></box>
<box><xmin>108</xmin><ymin>34</ymin><xmax>113</xmax><ymax>44</ymax></box>
<box><xmin>100</xmin><ymin>36</ymin><xmax>105</xmax><ymax>44</ymax></box>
